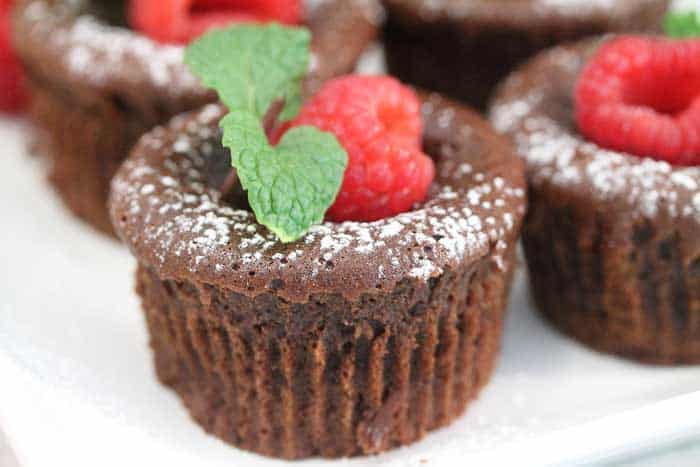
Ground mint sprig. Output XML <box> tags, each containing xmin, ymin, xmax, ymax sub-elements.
<box><xmin>665</xmin><ymin>10</ymin><xmax>700</xmax><ymax>38</ymax></box>
<box><xmin>185</xmin><ymin>24</ymin><xmax>348</xmax><ymax>242</ymax></box>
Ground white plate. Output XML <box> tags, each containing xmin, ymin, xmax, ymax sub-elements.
<box><xmin>1</xmin><ymin>117</ymin><xmax>700</xmax><ymax>467</ymax></box>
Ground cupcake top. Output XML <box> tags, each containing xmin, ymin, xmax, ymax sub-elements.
<box><xmin>12</xmin><ymin>0</ymin><xmax>381</xmax><ymax>106</ymax></box>
<box><xmin>384</xmin><ymin>0</ymin><xmax>669</xmax><ymax>29</ymax></box>
<box><xmin>110</xmin><ymin>94</ymin><xmax>526</xmax><ymax>301</ymax></box>
<box><xmin>490</xmin><ymin>38</ymin><xmax>700</xmax><ymax>232</ymax></box>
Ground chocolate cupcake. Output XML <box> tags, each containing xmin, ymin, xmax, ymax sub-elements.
<box><xmin>109</xmin><ymin>92</ymin><xmax>526</xmax><ymax>457</ymax></box>
<box><xmin>12</xmin><ymin>0</ymin><xmax>379</xmax><ymax>235</ymax></box>
<box><xmin>382</xmin><ymin>0</ymin><xmax>670</xmax><ymax>110</ymax></box>
<box><xmin>490</xmin><ymin>38</ymin><xmax>700</xmax><ymax>364</ymax></box>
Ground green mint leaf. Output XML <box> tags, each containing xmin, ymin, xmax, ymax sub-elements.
<box><xmin>665</xmin><ymin>10</ymin><xmax>700</xmax><ymax>38</ymax></box>
<box><xmin>185</xmin><ymin>23</ymin><xmax>310</xmax><ymax>120</ymax></box>
<box><xmin>221</xmin><ymin>112</ymin><xmax>347</xmax><ymax>242</ymax></box>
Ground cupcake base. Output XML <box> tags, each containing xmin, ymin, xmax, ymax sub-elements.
<box><xmin>135</xmin><ymin>249</ymin><xmax>515</xmax><ymax>459</ymax></box>
<box><xmin>523</xmin><ymin>188</ymin><xmax>700</xmax><ymax>365</ymax></box>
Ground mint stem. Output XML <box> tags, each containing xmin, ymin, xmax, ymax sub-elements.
<box><xmin>263</xmin><ymin>99</ymin><xmax>285</xmax><ymax>139</ymax></box>
<box><xmin>219</xmin><ymin>169</ymin><xmax>239</xmax><ymax>199</ymax></box>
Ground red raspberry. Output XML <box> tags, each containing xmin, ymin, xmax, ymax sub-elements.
<box><xmin>575</xmin><ymin>36</ymin><xmax>700</xmax><ymax>166</ymax></box>
<box><xmin>0</xmin><ymin>0</ymin><xmax>27</xmax><ymax>112</ymax></box>
<box><xmin>129</xmin><ymin>0</ymin><xmax>302</xmax><ymax>44</ymax></box>
<box><xmin>284</xmin><ymin>75</ymin><xmax>435</xmax><ymax>222</ymax></box>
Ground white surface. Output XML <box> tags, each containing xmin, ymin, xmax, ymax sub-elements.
<box><xmin>617</xmin><ymin>440</ymin><xmax>700</xmax><ymax>467</ymax></box>
<box><xmin>1</xmin><ymin>118</ymin><xmax>700</xmax><ymax>467</ymax></box>
<box><xmin>0</xmin><ymin>429</ymin><xmax>20</xmax><ymax>467</ymax></box>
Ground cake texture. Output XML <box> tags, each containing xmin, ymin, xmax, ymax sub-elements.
<box><xmin>12</xmin><ymin>0</ymin><xmax>380</xmax><ymax>236</ymax></box>
<box><xmin>109</xmin><ymin>94</ymin><xmax>526</xmax><ymax>458</ymax></box>
<box><xmin>490</xmin><ymin>39</ymin><xmax>700</xmax><ymax>365</ymax></box>
<box><xmin>382</xmin><ymin>0</ymin><xmax>670</xmax><ymax>110</ymax></box>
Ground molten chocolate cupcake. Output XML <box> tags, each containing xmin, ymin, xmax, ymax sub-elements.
<box><xmin>110</xmin><ymin>96</ymin><xmax>525</xmax><ymax>458</ymax></box>
<box><xmin>490</xmin><ymin>36</ymin><xmax>700</xmax><ymax>364</ymax></box>
<box><xmin>110</xmin><ymin>23</ymin><xmax>525</xmax><ymax>456</ymax></box>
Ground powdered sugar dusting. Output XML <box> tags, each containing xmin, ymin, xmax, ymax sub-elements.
<box><xmin>410</xmin><ymin>0</ymin><xmax>656</xmax><ymax>21</ymax></box>
<box><xmin>535</xmin><ymin>0</ymin><xmax>615</xmax><ymax>13</ymax></box>
<box><xmin>21</xmin><ymin>1</ymin><xmax>202</xmax><ymax>98</ymax></box>
<box><xmin>112</xmin><ymin>102</ymin><xmax>525</xmax><ymax>299</ymax></box>
<box><xmin>490</xmin><ymin>43</ymin><xmax>700</xmax><ymax>225</ymax></box>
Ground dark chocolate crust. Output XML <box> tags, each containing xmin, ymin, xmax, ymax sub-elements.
<box><xmin>13</xmin><ymin>0</ymin><xmax>380</xmax><ymax>236</ymax></box>
<box><xmin>490</xmin><ymin>39</ymin><xmax>700</xmax><ymax>365</ymax></box>
<box><xmin>109</xmin><ymin>95</ymin><xmax>526</xmax><ymax>457</ymax></box>
<box><xmin>382</xmin><ymin>0</ymin><xmax>670</xmax><ymax>111</ymax></box>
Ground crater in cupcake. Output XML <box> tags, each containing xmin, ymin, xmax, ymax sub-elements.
<box><xmin>199</xmin><ymin>98</ymin><xmax>496</xmax><ymax>225</ymax></box>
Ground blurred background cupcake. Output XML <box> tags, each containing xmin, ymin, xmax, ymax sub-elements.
<box><xmin>11</xmin><ymin>0</ymin><xmax>380</xmax><ymax>236</ymax></box>
<box><xmin>381</xmin><ymin>0</ymin><xmax>671</xmax><ymax>110</ymax></box>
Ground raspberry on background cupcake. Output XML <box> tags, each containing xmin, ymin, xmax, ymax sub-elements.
<box><xmin>11</xmin><ymin>0</ymin><xmax>379</xmax><ymax>236</ymax></box>
<box><xmin>490</xmin><ymin>28</ymin><xmax>700</xmax><ymax>364</ymax></box>
<box><xmin>129</xmin><ymin>0</ymin><xmax>303</xmax><ymax>44</ymax></box>
<box><xmin>381</xmin><ymin>0</ymin><xmax>670</xmax><ymax>111</ymax></box>
<box><xmin>0</xmin><ymin>0</ymin><xmax>26</xmax><ymax>112</ymax></box>
<box><xmin>110</xmin><ymin>24</ymin><xmax>526</xmax><ymax>458</ymax></box>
